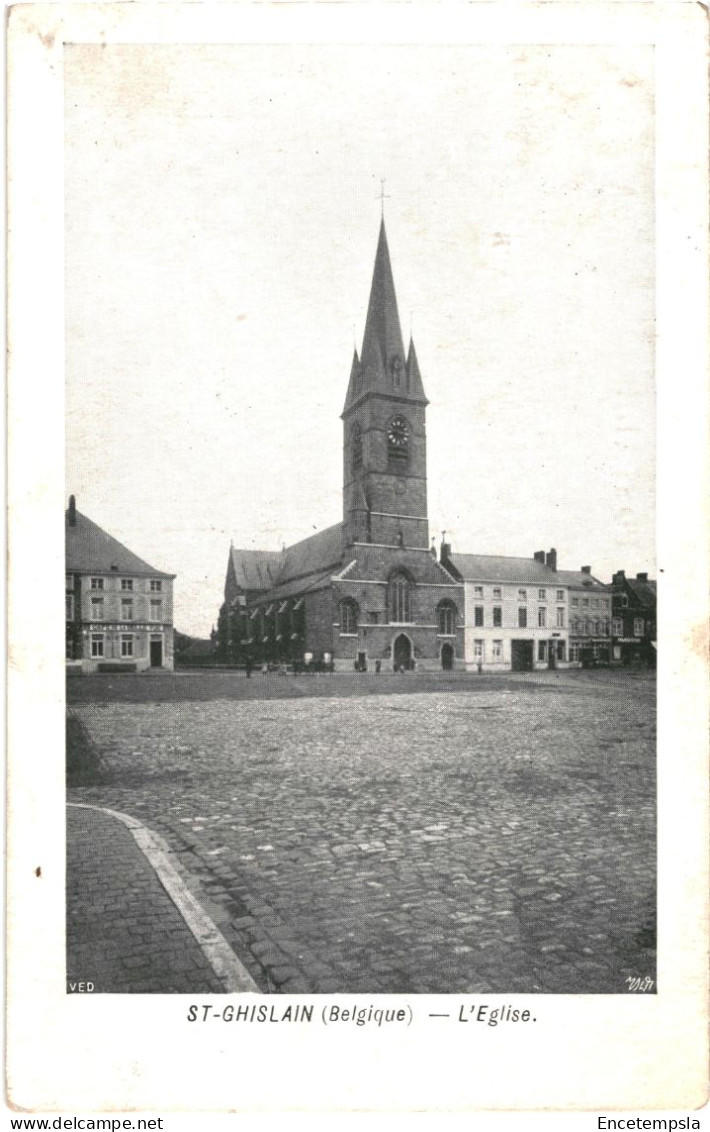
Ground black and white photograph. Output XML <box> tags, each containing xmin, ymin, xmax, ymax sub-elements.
<box><xmin>7</xmin><ymin>0</ymin><xmax>708</xmax><ymax>1116</ymax></box>
<box><xmin>64</xmin><ymin>33</ymin><xmax>658</xmax><ymax>998</ymax></box>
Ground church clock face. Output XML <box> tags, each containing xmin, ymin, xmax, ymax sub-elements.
<box><xmin>387</xmin><ymin>416</ymin><xmax>409</xmax><ymax>449</ymax></box>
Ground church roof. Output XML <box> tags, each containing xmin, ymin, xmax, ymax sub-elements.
<box><xmin>228</xmin><ymin>548</ymin><xmax>283</xmax><ymax>592</ymax></box>
<box><xmin>230</xmin><ymin>523</ymin><xmax>344</xmax><ymax>600</ymax></box>
<box><xmin>343</xmin><ymin>219</ymin><xmax>427</xmax><ymax>414</ymax></box>
<box><xmin>448</xmin><ymin>553</ymin><xmax>561</xmax><ymax>585</ymax></box>
<box><xmin>263</xmin><ymin>568</ymin><xmax>335</xmax><ymax>603</ymax></box>
<box><xmin>66</xmin><ymin>506</ymin><xmax>173</xmax><ymax>577</ymax></box>
<box><xmin>278</xmin><ymin>523</ymin><xmax>343</xmax><ymax>583</ymax></box>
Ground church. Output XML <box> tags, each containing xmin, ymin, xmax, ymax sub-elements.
<box><xmin>219</xmin><ymin>220</ymin><xmax>604</xmax><ymax>673</ymax></box>
<box><xmin>220</xmin><ymin>219</ymin><xmax>465</xmax><ymax>671</ymax></box>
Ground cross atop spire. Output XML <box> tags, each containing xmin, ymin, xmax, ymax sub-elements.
<box><xmin>377</xmin><ymin>178</ymin><xmax>390</xmax><ymax>218</ymax></box>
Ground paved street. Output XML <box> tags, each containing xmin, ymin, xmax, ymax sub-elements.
<box><xmin>67</xmin><ymin>805</ymin><xmax>227</xmax><ymax>993</ymax></box>
<box><xmin>67</xmin><ymin>670</ymin><xmax>656</xmax><ymax>994</ymax></box>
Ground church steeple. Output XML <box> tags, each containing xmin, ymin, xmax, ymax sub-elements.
<box><xmin>343</xmin><ymin>219</ymin><xmax>427</xmax><ymax>414</ymax></box>
<box><xmin>342</xmin><ymin>219</ymin><xmax>430</xmax><ymax>551</ymax></box>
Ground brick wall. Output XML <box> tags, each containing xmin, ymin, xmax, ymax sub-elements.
<box><xmin>304</xmin><ymin>588</ymin><xmax>335</xmax><ymax>660</ymax></box>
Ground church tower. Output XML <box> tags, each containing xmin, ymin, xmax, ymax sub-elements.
<box><xmin>342</xmin><ymin>220</ymin><xmax>429</xmax><ymax>550</ymax></box>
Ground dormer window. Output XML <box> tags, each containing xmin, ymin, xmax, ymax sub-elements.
<box><xmin>389</xmin><ymin>353</ymin><xmax>403</xmax><ymax>385</ymax></box>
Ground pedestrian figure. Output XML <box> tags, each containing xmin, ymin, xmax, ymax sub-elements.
<box><xmin>245</xmin><ymin>655</ymin><xmax>252</xmax><ymax>679</ymax></box>
<box><xmin>375</xmin><ymin>660</ymin><xmax>381</xmax><ymax>674</ymax></box>
<box><xmin>261</xmin><ymin>662</ymin><xmax>268</xmax><ymax>676</ymax></box>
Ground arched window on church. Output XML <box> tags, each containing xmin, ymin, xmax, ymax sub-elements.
<box><xmin>388</xmin><ymin>571</ymin><xmax>412</xmax><ymax>623</ymax></box>
<box><xmin>351</xmin><ymin>423</ymin><xmax>363</xmax><ymax>471</ymax></box>
<box><xmin>437</xmin><ymin>600</ymin><xmax>457</xmax><ymax>636</ymax></box>
<box><xmin>339</xmin><ymin>599</ymin><xmax>359</xmax><ymax>635</ymax></box>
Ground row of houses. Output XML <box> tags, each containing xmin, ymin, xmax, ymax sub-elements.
<box><xmin>65</xmin><ymin>493</ymin><xmax>656</xmax><ymax>675</ymax></box>
<box><xmin>215</xmin><ymin>535</ymin><xmax>655</xmax><ymax>674</ymax></box>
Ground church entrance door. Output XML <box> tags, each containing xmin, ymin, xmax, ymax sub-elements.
<box><xmin>441</xmin><ymin>643</ymin><xmax>454</xmax><ymax>671</ymax></box>
<box><xmin>393</xmin><ymin>634</ymin><xmax>412</xmax><ymax>671</ymax></box>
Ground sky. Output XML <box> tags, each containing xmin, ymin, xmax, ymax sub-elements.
<box><xmin>65</xmin><ymin>43</ymin><xmax>655</xmax><ymax>637</ymax></box>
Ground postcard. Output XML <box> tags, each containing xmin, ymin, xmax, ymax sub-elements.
<box><xmin>6</xmin><ymin>0</ymin><xmax>708</xmax><ymax>1117</ymax></box>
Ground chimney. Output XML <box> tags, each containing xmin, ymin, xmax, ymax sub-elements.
<box><xmin>545</xmin><ymin>548</ymin><xmax>557</xmax><ymax>572</ymax></box>
<box><xmin>68</xmin><ymin>495</ymin><xmax>76</xmax><ymax>526</ymax></box>
<box><xmin>533</xmin><ymin>550</ymin><xmax>545</xmax><ymax>564</ymax></box>
<box><xmin>636</xmin><ymin>572</ymin><xmax>648</xmax><ymax>582</ymax></box>
<box><xmin>612</xmin><ymin>570</ymin><xmax>626</xmax><ymax>587</ymax></box>
<box><xmin>440</xmin><ymin>538</ymin><xmax>452</xmax><ymax>563</ymax></box>
<box><xmin>581</xmin><ymin>566</ymin><xmax>591</xmax><ymax>575</ymax></box>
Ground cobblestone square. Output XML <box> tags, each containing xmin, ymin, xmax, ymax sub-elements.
<box><xmin>67</xmin><ymin>670</ymin><xmax>656</xmax><ymax>993</ymax></box>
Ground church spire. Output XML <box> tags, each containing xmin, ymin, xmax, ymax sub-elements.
<box><xmin>360</xmin><ymin>218</ymin><xmax>406</xmax><ymax>382</ymax></box>
<box><xmin>343</xmin><ymin>347</ymin><xmax>360</xmax><ymax>407</ymax></box>
<box><xmin>406</xmin><ymin>336</ymin><xmax>426</xmax><ymax>402</ymax></box>
<box><xmin>343</xmin><ymin>219</ymin><xmax>427</xmax><ymax>414</ymax></box>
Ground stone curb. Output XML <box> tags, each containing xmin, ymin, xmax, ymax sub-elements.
<box><xmin>68</xmin><ymin>803</ymin><xmax>261</xmax><ymax>993</ymax></box>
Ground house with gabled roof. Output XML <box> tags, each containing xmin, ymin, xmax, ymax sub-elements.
<box><xmin>66</xmin><ymin>496</ymin><xmax>175</xmax><ymax>673</ymax></box>
<box><xmin>440</xmin><ymin>545</ymin><xmax>572</xmax><ymax>671</ymax></box>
